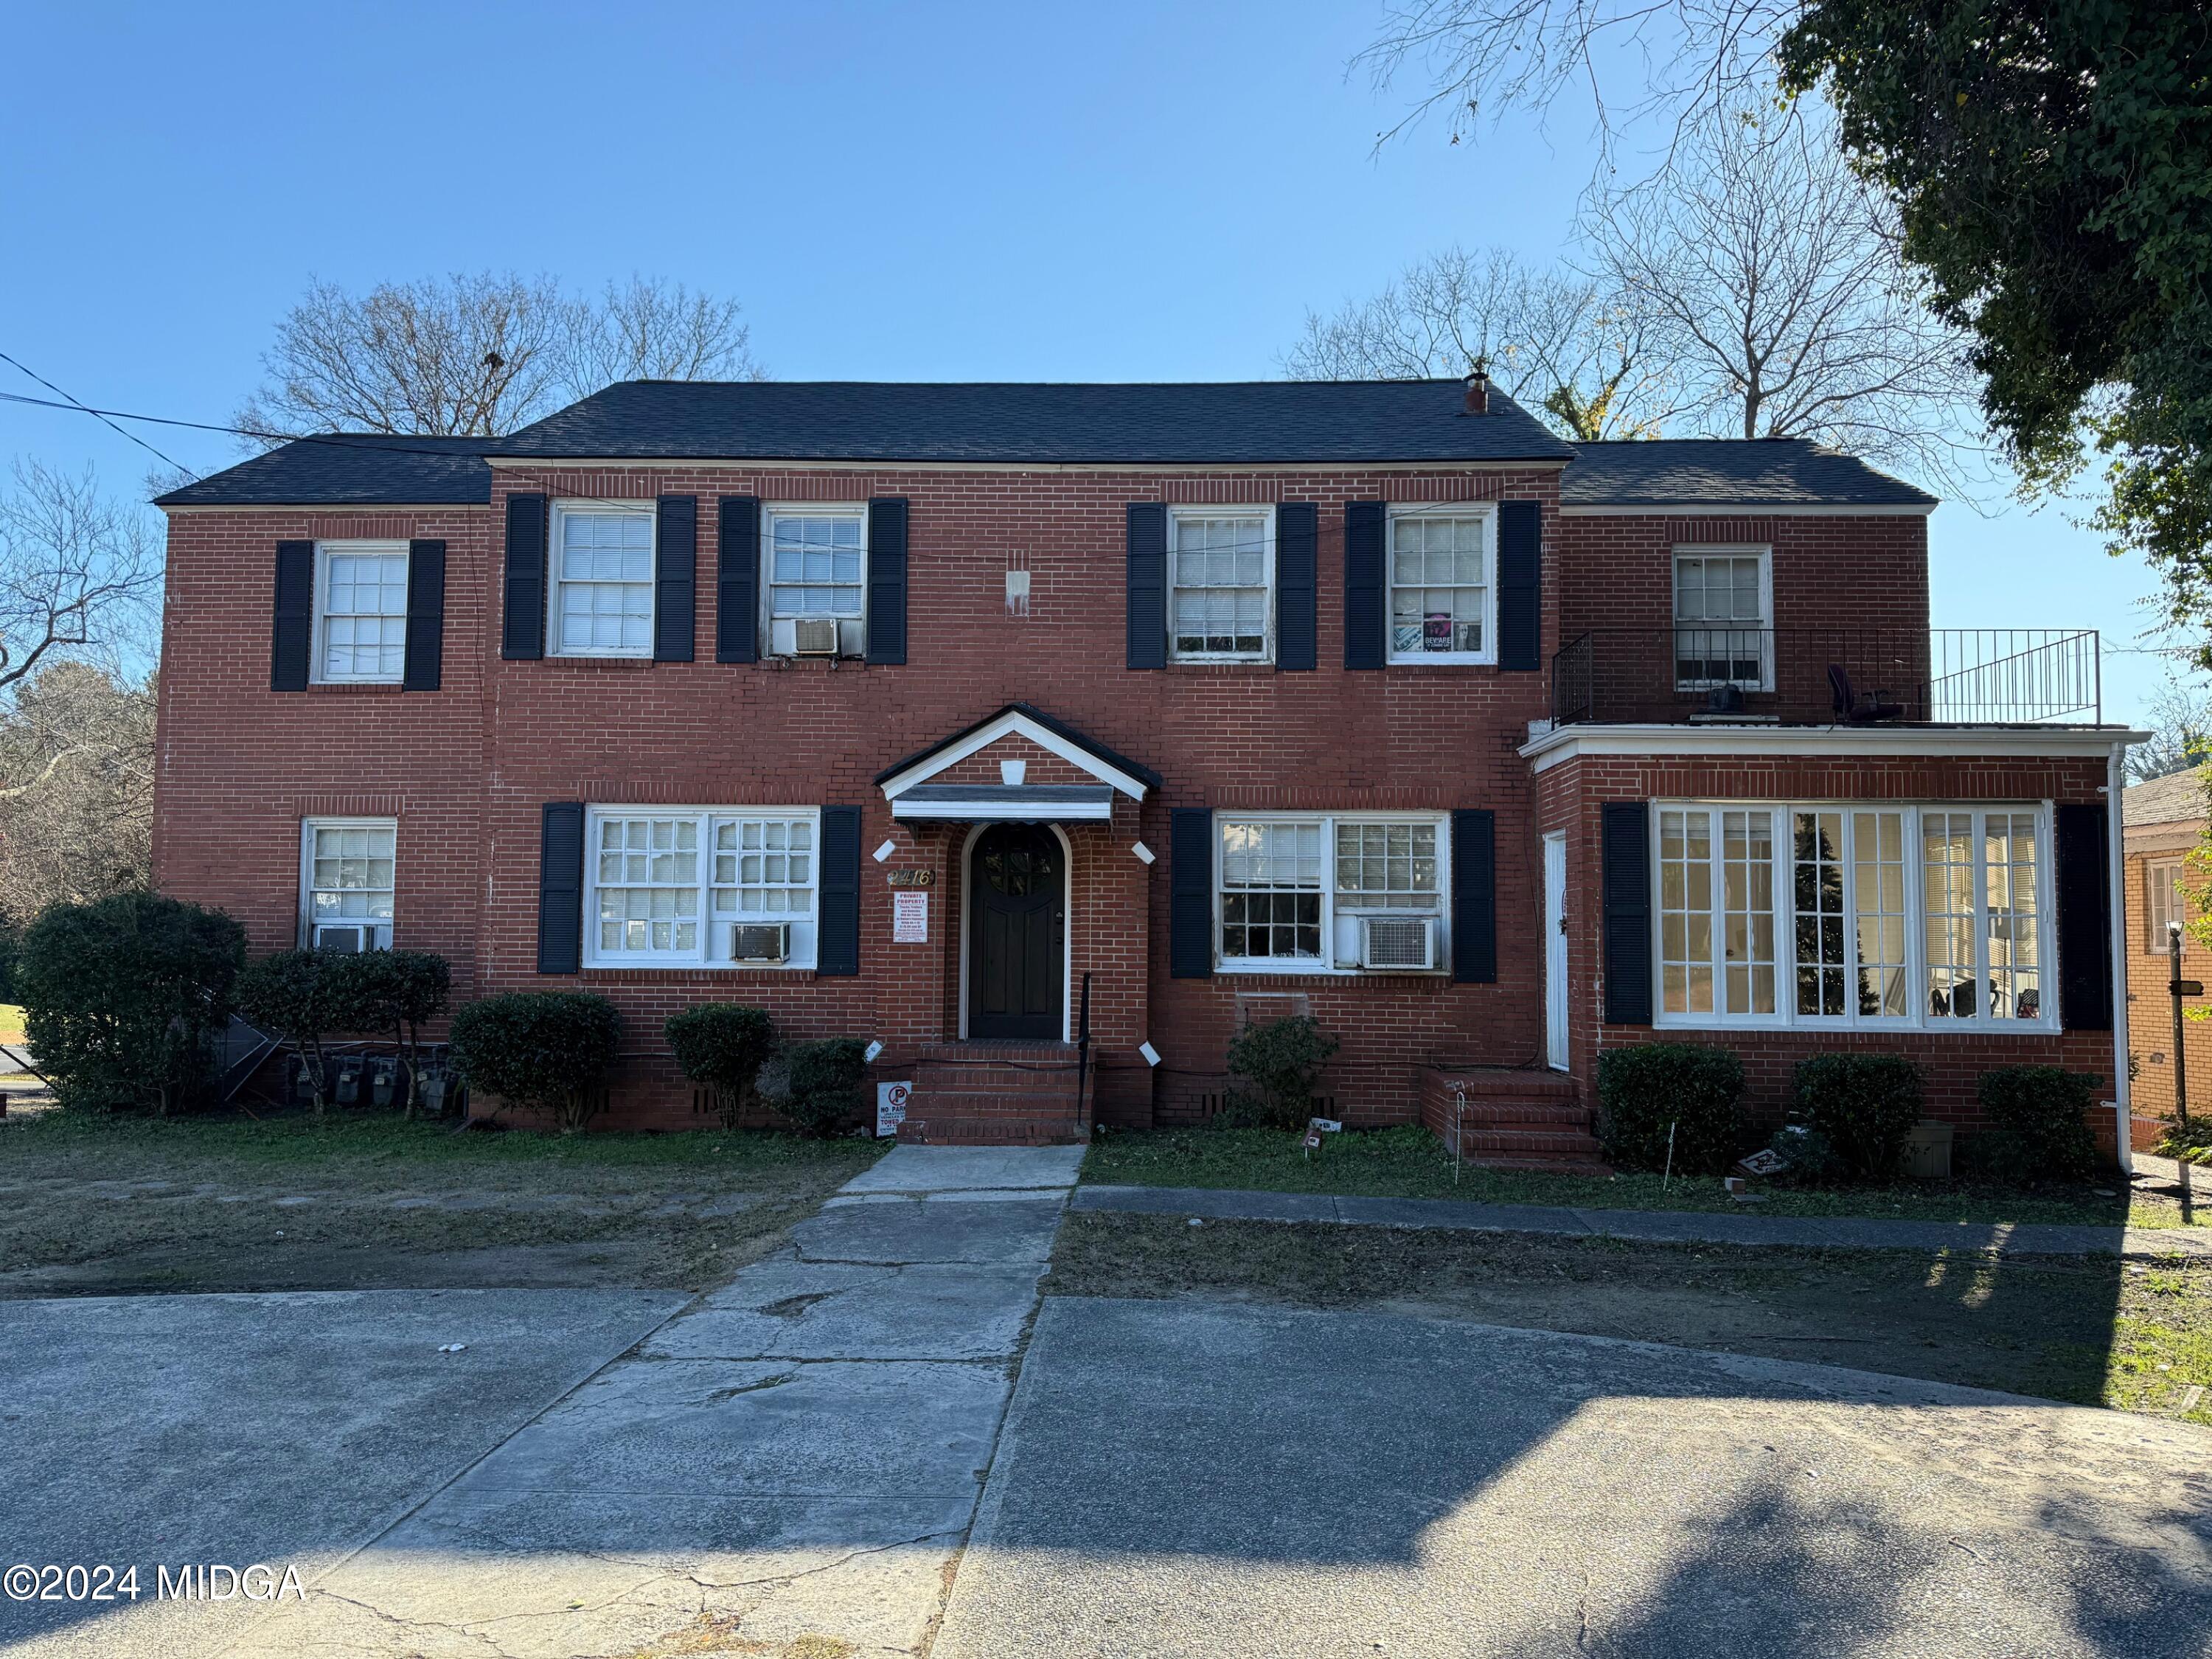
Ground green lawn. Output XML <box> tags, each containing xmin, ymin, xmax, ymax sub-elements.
<box><xmin>1084</xmin><ymin>1124</ymin><xmax>2186</xmax><ymax>1229</ymax></box>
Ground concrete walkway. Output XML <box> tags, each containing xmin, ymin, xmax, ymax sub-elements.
<box><xmin>225</xmin><ymin>1142</ymin><xmax>1084</xmax><ymax>1658</ymax></box>
<box><xmin>1074</xmin><ymin>1182</ymin><xmax>2212</xmax><ymax>1257</ymax></box>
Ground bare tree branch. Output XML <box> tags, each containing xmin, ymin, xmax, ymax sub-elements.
<box><xmin>0</xmin><ymin>661</ymin><xmax>156</xmax><ymax>917</ymax></box>
<box><xmin>0</xmin><ymin>461</ymin><xmax>163</xmax><ymax>702</ymax></box>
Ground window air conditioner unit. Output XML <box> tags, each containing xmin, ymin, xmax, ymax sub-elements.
<box><xmin>792</xmin><ymin>616</ymin><xmax>841</xmax><ymax>656</ymax></box>
<box><xmin>313</xmin><ymin>923</ymin><xmax>366</xmax><ymax>953</ymax></box>
<box><xmin>1360</xmin><ymin>914</ymin><xmax>1439</xmax><ymax>971</ymax></box>
<box><xmin>731</xmin><ymin>922</ymin><xmax>791</xmax><ymax>964</ymax></box>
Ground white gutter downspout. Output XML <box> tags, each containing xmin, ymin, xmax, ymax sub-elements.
<box><xmin>2108</xmin><ymin>740</ymin><xmax>2135</xmax><ymax>1175</ymax></box>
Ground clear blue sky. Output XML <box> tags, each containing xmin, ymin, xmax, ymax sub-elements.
<box><xmin>0</xmin><ymin>0</ymin><xmax>2171</xmax><ymax>724</ymax></box>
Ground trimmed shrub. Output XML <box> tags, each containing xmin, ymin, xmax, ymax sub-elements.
<box><xmin>1975</xmin><ymin>1066</ymin><xmax>2099</xmax><ymax>1183</ymax></box>
<box><xmin>327</xmin><ymin>951</ymin><xmax>452</xmax><ymax>1116</ymax></box>
<box><xmin>448</xmin><ymin>992</ymin><xmax>622</xmax><ymax>1133</ymax></box>
<box><xmin>18</xmin><ymin>891</ymin><xmax>246</xmax><ymax>1115</ymax></box>
<box><xmin>1595</xmin><ymin>1043</ymin><xmax>1745</xmax><ymax>1174</ymax></box>
<box><xmin>236</xmin><ymin>950</ymin><xmax>353</xmax><ymax>1114</ymax></box>
<box><xmin>1794</xmin><ymin>1054</ymin><xmax>1924</xmax><ymax>1180</ymax></box>
<box><xmin>1217</xmin><ymin>1015</ymin><xmax>1340</xmax><ymax>1130</ymax></box>
<box><xmin>777</xmin><ymin>1037</ymin><xmax>869</xmax><ymax>1137</ymax></box>
<box><xmin>667</xmin><ymin>1004</ymin><xmax>777</xmax><ymax>1128</ymax></box>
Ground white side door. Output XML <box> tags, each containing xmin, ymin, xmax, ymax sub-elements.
<box><xmin>1543</xmin><ymin>832</ymin><xmax>1569</xmax><ymax>1071</ymax></box>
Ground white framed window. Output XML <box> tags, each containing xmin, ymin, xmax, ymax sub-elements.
<box><xmin>1389</xmin><ymin>505</ymin><xmax>1495</xmax><ymax>663</ymax></box>
<box><xmin>1216</xmin><ymin>811</ymin><xmax>1449</xmax><ymax>974</ymax></box>
<box><xmin>1652</xmin><ymin>801</ymin><xmax>2056</xmax><ymax>1031</ymax></box>
<box><xmin>763</xmin><ymin>505</ymin><xmax>866</xmax><ymax>658</ymax></box>
<box><xmin>312</xmin><ymin>540</ymin><xmax>409</xmax><ymax>684</ymax></box>
<box><xmin>2146</xmin><ymin>858</ymin><xmax>2186</xmax><ymax>954</ymax></box>
<box><xmin>1169</xmin><ymin>506</ymin><xmax>1273</xmax><ymax>662</ymax></box>
<box><xmin>1673</xmin><ymin>545</ymin><xmax>1772</xmax><ymax>692</ymax></box>
<box><xmin>550</xmin><ymin>501</ymin><xmax>655</xmax><ymax>657</ymax></box>
<box><xmin>585</xmin><ymin>806</ymin><xmax>818</xmax><ymax>969</ymax></box>
<box><xmin>299</xmin><ymin>817</ymin><xmax>396</xmax><ymax>952</ymax></box>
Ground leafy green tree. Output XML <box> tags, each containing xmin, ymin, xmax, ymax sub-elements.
<box><xmin>17</xmin><ymin>891</ymin><xmax>245</xmax><ymax>1114</ymax></box>
<box><xmin>1780</xmin><ymin>1</ymin><xmax>2212</xmax><ymax>634</ymax></box>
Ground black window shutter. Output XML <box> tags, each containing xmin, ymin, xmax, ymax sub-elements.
<box><xmin>271</xmin><ymin>540</ymin><xmax>313</xmax><ymax>691</ymax></box>
<box><xmin>402</xmin><ymin>540</ymin><xmax>446</xmax><ymax>692</ymax></box>
<box><xmin>1452</xmin><ymin>809</ymin><xmax>1497</xmax><ymax>983</ymax></box>
<box><xmin>501</xmin><ymin>493</ymin><xmax>548</xmax><ymax>660</ymax></box>
<box><xmin>2056</xmin><ymin>803</ymin><xmax>2112</xmax><ymax>1031</ymax></box>
<box><xmin>1601</xmin><ymin>801</ymin><xmax>1652</xmax><ymax>1023</ymax></box>
<box><xmin>1498</xmin><ymin>500</ymin><xmax>1542</xmax><ymax>671</ymax></box>
<box><xmin>1276</xmin><ymin>502</ymin><xmax>1318</xmax><ymax>672</ymax></box>
<box><xmin>866</xmin><ymin>498</ymin><xmax>908</xmax><ymax>665</ymax></box>
<box><xmin>1171</xmin><ymin>806</ymin><xmax>1214</xmax><ymax>979</ymax></box>
<box><xmin>537</xmin><ymin>802</ymin><xmax>585</xmax><ymax>975</ymax></box>
<box><xmin>1343</xmin><ymin>501</ymin><xmax>1385</xmax><ymax>670</ymax></box>
<box><xmin>716</xmin><ymin>495</ymin><xmax>760</xmax><ymax>663</ymax></box>
<box><xmin>1126</xmin><ymin>503</ymin><xmax>1167</xmax><ymax>669</ymax></box>
<box><xmin>654</xmin><ymin>495</ymin><xmax>696</xmax><ymax>662</ymax></box>
<box><xmin>818</xmin><ymin>805</ymin><xmax>863</xmax><ymax>975</ymax></box>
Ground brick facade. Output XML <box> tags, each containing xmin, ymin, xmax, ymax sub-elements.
<box><xmin>153</xmin><ymin>447</ymin><xmax>2125</xmax><ymax>1140</ymax></box>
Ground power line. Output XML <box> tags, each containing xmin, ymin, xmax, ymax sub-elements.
<box><xmin>0</xmin><ymin>353</ymin><xmax>198</xmax><ymax>480</ymax></box>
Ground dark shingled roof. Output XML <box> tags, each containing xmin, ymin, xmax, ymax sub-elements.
<box><xmin>154</xmin><ymin>435</ymin><xmax>493</xmax><ymax>507</ymax></box>
<box><xmin>495</xmin><ymin>378</ymin><xmax>1576</xmax><ymax>465</ymax></box>
<box><xmin>1562</xmin><ymin>439</ymin><xmax>1938</xmax><ymax>509</ymax></box>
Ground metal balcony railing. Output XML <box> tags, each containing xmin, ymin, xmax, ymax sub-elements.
<box><xmin>1549</xmin><ymin>627</ymin><xmax>2101</xmax><ymax>728</ymax></box>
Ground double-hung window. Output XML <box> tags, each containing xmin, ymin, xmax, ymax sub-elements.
<box><xmin>1654</xmin><ymin>801</ymin><xmax>2054</xmax><ymax>1029</ymax></box>
<box><xmin>312</xmin><ymin>541</ymin><xmax>409</xmax><ymax>684</ymax></box>
<box><xmin>550</xmin><ymin>502</ymin><xmax>655</xmax><ymax>657</ymax></box>
<box><xmin>764</xmin><ymin>506</ymin><xmax>866</xmax><ymax>658</ymax></box>
<box><xmin>1169</xmin><ymin>507</ymin><xmax>1273</xmax><ymax>661</ymax></box>
<box><xmin>1673</xmin><ymin>546</ymin><xmax>1771</xmax><ymax>691</ymax></box>
<box><xmin>1389</xmin><ymin>506</ymin><xmax>1495</xmax><ymax>662</ymax></box>
<box><xmin>300</xmin><ymin>817</ymin><xmax>396</xmax><ymax>951</ymax></box>
<box><xmin>1217</xmin><ymin>813</ymin><xmax>1448</xmax><ymax>973</ymax></box>
<box><xmin>2146</xmin><ymin>858</ymin><xmax>2186</xmax><ymax>953</ymax></box>
<box><xmin>586</xmin><ymin>806</ymin><xmax>819</xmax><ymax>968</ymax></box>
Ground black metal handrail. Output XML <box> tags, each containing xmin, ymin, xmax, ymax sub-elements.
<box><xmin>1547</xmin><ymin>627</ymin><xmax>2101</xmax><ymax>728</ymax></box>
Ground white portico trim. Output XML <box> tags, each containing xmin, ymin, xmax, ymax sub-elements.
<box><xmin>876</xmin><ymin>703</ymin><xmax>1157</xmax><ymax>809</ymax></box>
<box><xmin>1519</xmin><ymin>721</ymin><xmax>2149</xmax><ymax>775</ymax></box>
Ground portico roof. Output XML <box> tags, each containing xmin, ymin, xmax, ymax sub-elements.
<box><xmin>874</xmin><ymin>703</ymin><xmax>1160</xmax><ymax>803</ymax></box>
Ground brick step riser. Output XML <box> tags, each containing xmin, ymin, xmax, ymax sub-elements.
<box><xmin>912</xmin><ymin>1091</ymin><xmax>1082</xmax><ymax>1115</ymax></box>
<box><xmin>1458</xmin><ymin>1131</ymin><xmax>1605</xmax><ymax>1155</ymax></box>
<box><xmin>1431</xmin><ymin>1075</ymin><xmax>1582</xmax><ymax>1101</ymax></box>
<box><xmin>897</xmin><ymin>1118</ymin><xmax>1086</xmax><ymax>1146</ymax></box>
<box><xmin>917</xmin><ymin>1047</ymin><xmax>1077</xmax><ymax>1065</ymax></box>
<box><xmin>1446</xmin><ymin>1104</ymin><xmax>1593</xmax><ymax>1127</ymax></box>
<box><xmin>911</xmin><ymin>1071</ymin><xmax>1081</xmax><ymax>1092</ymax></box>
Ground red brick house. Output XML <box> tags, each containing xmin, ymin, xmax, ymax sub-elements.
<box><xmin>152</xmin><ymin>378</ymin><xmax>2139</xmax><ymax>1155</ymax></box>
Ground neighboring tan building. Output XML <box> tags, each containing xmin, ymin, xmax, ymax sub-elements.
<box><xmin>2124</xmin><ymin>765</ymin><xmax>2211</xmax><ymax>1130</ymax></box>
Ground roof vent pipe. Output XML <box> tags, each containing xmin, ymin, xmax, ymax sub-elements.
<box><xmin>1462</xmin><ymin>364</ymin><xmax>1490</xmax><ymax>416</ymax></box>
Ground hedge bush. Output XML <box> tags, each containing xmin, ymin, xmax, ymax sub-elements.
<box><xmin>17</xmin><ymin>891</ymin><xmax>246</xmax><ymax>1115</ymax></box>
<box><xmin>449</xmin><ymin>992</ymin><xmax>622</xmax><ymax>1133</ymax></box>
<box><xmin>1975</xmin><ymin>1066</ymin><xmax>2099</xmax><ymax>1183</ymax></box>
<box><xmin>1794</xmin><ymin>1054</ymin><xmax>1924</xmax><ymax>1180</ymax></box>
<box><xmin>666</xmin><ymin>1004</ymin><xmax>776</xmax><ymax>1128</ymax></box>
<box><xmin>769</xmin><ymin>1037</ymin><xmax>868</xmax><ymax>1137</ymax></box>
<box><xmin>1218</xmin><ymin>1015</ymin><xmax>1340</xmax><ymax>1130</ymax></box>
<box><xmin>235</xmin><ymin>950</ymin><xmax>352</xmax><ymax>1114</ymax></box>
<box><xmin>1594</xmin><ymin>1043</ymin><xmax>1745</xmax><ymax>1174</ymax></box>
<box><xmin>335</xmin><ymin>950</ymin><xmax>452</xmax><ymax>1116</ymax></box>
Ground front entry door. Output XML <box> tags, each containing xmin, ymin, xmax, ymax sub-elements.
<box><xmin>968</xmin><ymin>824</ymin><xmax>1064</xmax><ymax>1040</ymax></box>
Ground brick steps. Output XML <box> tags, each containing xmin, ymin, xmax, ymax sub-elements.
<box><xmin>1422</xmin><ymin>1067</ymin><xmax>1609</xmax><ymax>1176</ymax></box>
<box><xmin>896</xmin><ymin>1042</ymin><xmax>1088</xmax><ymax>1147</ymax></box>
<box><xmin>897</xmin><ymin>1115</ymin><xmax>1086</xmax><ymax>1147</ymax></box>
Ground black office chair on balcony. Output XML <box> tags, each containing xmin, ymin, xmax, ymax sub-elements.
<box><xmin>1828</xmin><ymin>665</ymin><xmax>1905</xmax><ymax>724</ymax></box>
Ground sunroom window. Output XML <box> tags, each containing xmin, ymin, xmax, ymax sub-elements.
<box><xmin>1655</xmin><ymin>801</ymin><xmax>2051</xmax><ymax>1029</ymax></box>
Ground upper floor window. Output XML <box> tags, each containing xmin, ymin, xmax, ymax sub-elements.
<box><xmin>585</xmin><ymin>805</ymin><xmax>819</xmax><ymax>968</ymax></box>
<box><xmin>1170</xmin><ymin>507</ymin><xmax>1273</xmax><ymax>662</ymax></box>
<box><xmin>1673</xmin><ymin>545</ymin><xmax>1772</xmax><ymax>692</ymax></box>
<box><xmin>1655</xmin><ymin>800</ymin><xmax>2053</xmax><ymax>1032</ymax></box>
<box><xmin>313</xmin><ymin>541</ymin><xmax>408</xmax><ymax>684</ymax></box>
<box><xmin>1217</xmin><ymin>813</ymin><xmax>1447</xmax><ymax>973</ymax></box>
<box><xmin>1390</xmin><ymin>507</ymin><xmax>1495</xmax><ymax>663</ymax></box>
<box><xmin>300</xmin><ymin>817</ymin><xmax>396</xmax><ymax>951</ymax></box>
<box><xmin>551</xmin><ymin>502</ymin><xmax>655</xmax><ymax>658</ymax></box>
<box><xmin>2146</xmin><ymin>858</ymin><xmax>2187</xmax><ymax>954</ymax></box>
<box><xmin>764</xmin><ymin>506</ymin><xmax>866</xmax><ymax>658</ymax></box>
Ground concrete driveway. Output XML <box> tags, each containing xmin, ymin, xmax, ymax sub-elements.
<box><xmin>936</xmin><ymin>1298</ymin><xmax>2212</xmax><ymax>1659</ymax></box>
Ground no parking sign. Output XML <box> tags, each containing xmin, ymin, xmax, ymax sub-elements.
<box><xmin>877</xmin><ymin>1080</ymin><xmax>912</xmax><ymax>1138</ymax></box>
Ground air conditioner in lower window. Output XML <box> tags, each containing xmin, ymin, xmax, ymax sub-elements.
<box><xmin>313</xmin><ymin>924</ymin><xmax>366</xmax><ymax>953</ymax></box>
<box><xmin>731</xmin><ymin>922</ymin><xmax>791</xmax><ymax>964</ymax></box>
<box><xmin>791</xmin><ymin>616</ymin><xmax>841</xmax><ymax>655</ymax></box>
<box><xmin>1360</xmin><ymin>914</ymin><xmax>1439</xmax><ymax>971</ymax></box>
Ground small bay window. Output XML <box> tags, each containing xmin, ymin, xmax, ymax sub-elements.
<box><xmin>1655</xmin><ymin>801</ymin><xmax>2053</xmax><ymax>1030</ymax></box>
